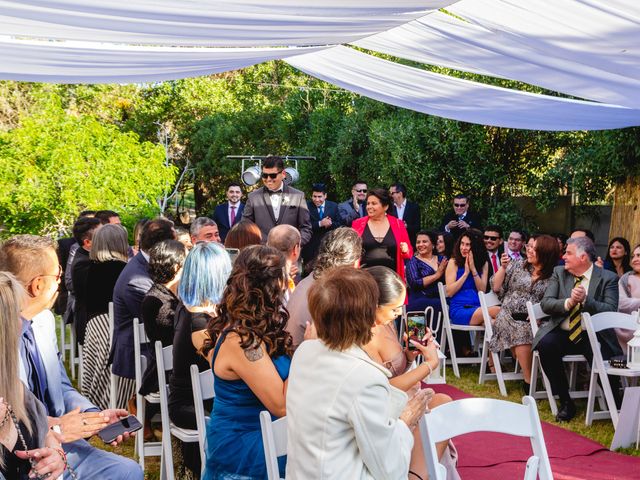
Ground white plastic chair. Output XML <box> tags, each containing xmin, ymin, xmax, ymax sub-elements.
<box><xmin>527</xmin><ymin>301</ymin><xmax>591</xmax><ymax>416</ymax></box>
<box><xmin>133</xmin><ymin>318</ymin><xmax>162</xmax><ymax>469</ymax></box>
<box><xmin>478</xmin><ymin>291</ymin><xmax>523</xmax><ymax>396</ymax></box>
<box><xmin>419</xmin><ymin>396</ymin><xmax>553</xmax><ymax>480</ymax></box>
<box><xmin>155</xmin><ymin>341</ymin><xmax>200</xmax><ymax>480</ymax></box>
<box><xmin>259</xmin><ymin>411</ymin><xmax>287</xmax><ymax>480</ymax></box>
<box><xmin>190</xmin><ymin>364</ymin><xmax>215</xmax><ymax>477</ymax></box>
<box><xmin>583</xmin><ymin>311</ymin><xmax>640</xmax><ymax>428</ymax></box>
<box><xmin>438</xmin><ymin>282</ymin><xmax>485</xmax><ymax>378</ymax></box>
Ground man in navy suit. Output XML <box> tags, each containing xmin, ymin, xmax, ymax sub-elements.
<box><xmin>440</xmin><ymin>193</ymin><xmax>483</xmax><ymax>240</ymax></box>
<box><xmin>389</xmin><ymin>182</ymin><xmax>421</xmax><ymax>248</ymax></box>
<box><xmin>110</xmin><ymin>218</ymin><xmax>175</xmax><ymax>402</ymax></box>
<box><xmin>1</xmin><ymin>235</ymin><xmax>143</xmax><ymax>479</ymax></box>
<box><xmin>301</xmin><ymin>183</ymin><xmax>341</xmax><ymax>266</ymax></box>
<box><xmin>212</xmin><ymin>182</ymin><xmax>244</xmax><ymax>243</ymax></box>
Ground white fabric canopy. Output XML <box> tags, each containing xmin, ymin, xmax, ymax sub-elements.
<box><xmin>286</xmin><ymin>46</ymin><xmax>640</xmax><ymax>131</ymax></box>
<box><xmin>354</xmin><ymin>11</ymin><xmax>640</xmax><ymax>109</ymax></box>
<box><xmin>0</xmin><ymin>0</ymin><xmax>451</xmax><ymax>47</ymax></box>
<box><xmin>0</xmin><ymin>38</ymin><xmax>327</xmax><ymax>84</ymax></box>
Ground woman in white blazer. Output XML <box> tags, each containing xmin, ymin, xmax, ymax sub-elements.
<box><xmin>286</xmin><ymin>266</ymin><xmax>430</xmax><ymax>480</ymax></box>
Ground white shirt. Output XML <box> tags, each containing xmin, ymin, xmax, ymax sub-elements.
<box><xmin>395</xmin><ymin>200</ymin><xmax>407</xmax><ymax>220</ymax></box>
<box><xmin>561</xmin><ymin>264</ymin><xmax>593</xmax><ymax>330</ymax></box>
<box><xmin>269</xmin><ymin>189</ymin><xmax>283</xmax><ymax>219</ymax></box>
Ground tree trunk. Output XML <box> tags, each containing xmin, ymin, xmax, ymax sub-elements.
<box><xmin>610</xmin><ymin>176</ymin><xmax>640</xmax><ymax>246</ymax></box>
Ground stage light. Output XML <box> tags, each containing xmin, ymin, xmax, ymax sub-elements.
<box><xmin>241</xmin><ymin>165</ymin><xmax>261</xmax><ymax>186</ymax></box>
<box><xmin>284</xmin><ymin>167</ymin><xmax>300</xmax><ymax>185</ymax></box>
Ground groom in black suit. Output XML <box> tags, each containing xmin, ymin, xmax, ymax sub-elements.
<box><xmin>533</xmin><ymin>236</ymin><xmax>621</xmax><ymax>421</ymax></box>
<box><xmin>242</xmin><ymin>156</ymin><xmax>312</xmax><ymax>246</ymax></box>
<box><xmin>212</xmin><ymin>182</ymin><xmax>244</xmax><ymax>243</ymax></box>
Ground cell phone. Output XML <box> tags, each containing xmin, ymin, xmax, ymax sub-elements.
<box><xmin>406</xmin><ymin>315</ymin><xmax>426</xmax><ymax>350</ymax></box>
<box><xmin>225</xmin><ymin>248</ymin><xmax>240</xmax><ymax>264</ymax></box>
<box><xmin>97</xmin><ymin>415</ymin><xmax>142</xmax><ymax>444</ymax></box>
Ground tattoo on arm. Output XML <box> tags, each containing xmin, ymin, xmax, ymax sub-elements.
<box><xmin>244</xmin><ymin>344</ymin><xmax>264</xmax><ymax>362</ymax></box>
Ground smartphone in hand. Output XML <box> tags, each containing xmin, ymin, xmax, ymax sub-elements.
<box><xmin>97</xmin><ymin>415</ymin><xmax>142</xmax><ymax>444</ymax></box>
<box><xmin>406</xmin><ymin>316</ymin><xmax>426</xmax><ymax>350</ymax></box>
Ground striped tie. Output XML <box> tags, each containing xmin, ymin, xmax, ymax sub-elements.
<box><xmin>568</xmin><ymin>275</ymin><xmax>585</xmax><ymax>343</ymax></box>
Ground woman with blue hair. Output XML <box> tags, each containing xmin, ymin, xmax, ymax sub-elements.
<box><xmin>201</xmin><ymin>244</ymin><xmax>293</xmax><ymax>480</ymax></box>
<box><xmin>169</xmin><ymin>241</ymin><xmax>232</xmax><ymax>476</ymax></box>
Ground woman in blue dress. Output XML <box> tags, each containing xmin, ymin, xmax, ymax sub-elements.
<box><xmin>202</xmin><ymin>245</ymin><xmax>293</xmax><ymax>480</ymax></box>
<box><xmin>444</xmin><ymin>229</ymin><xmax>488</xmax><ymax>326</ymax></box>
<box><xmin>406</xmin><ymin>230</ymin><xmax>448</xmax><ymax>314</ymax></box>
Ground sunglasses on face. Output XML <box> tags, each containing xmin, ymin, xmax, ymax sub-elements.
<box><xmin>261</xmin><ymin>171</ymin><xmax>282</xmax><ymax>179</ymax></box>
<box><xmin>354</xmin><ymin>189</ymin><xmax>367</xmax><ymax>193</ymax></box>
<box><xmin>484</xmin><ymin>235</ymin><xmax>500</xmax><ymax>241</ymax></box>
<box><xmin>454</xmin><ymin>203</ymin><xmax>467</xmax><ymax>207</ymax></box>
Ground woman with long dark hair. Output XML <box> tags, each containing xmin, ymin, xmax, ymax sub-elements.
<box><xmin>202</xmin><ymin>245</ymin><xmax>293</xmax><ymax>479</ymax></box>
<box><xmin>604</xmin><ymin>236</ymin><xmax>632</xmax><ymax>277</ymax></box>
<box><xmin>444</xmin><ymin>229</ymin><xmax>488</xmax><ymax>325</ymax></box>
<box><xmin>488</xmin><ymin>234</ymin><xmax>560</xmax><ymax>390</ymax></box>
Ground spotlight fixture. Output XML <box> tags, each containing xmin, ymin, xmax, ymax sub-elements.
<box><xmin>227</xmin><ymin>155</ymin><xmax>315</xmax><ymax>186</ymax></box>
<box><xmin>241</xmin><ymin>165</ymin><xmax>262</xmax><ymax>186</ymax></box>
<box><xmin>283</xmin><ymin>166</ymin><xmax>300</xmax><ymax>185</ymax></box>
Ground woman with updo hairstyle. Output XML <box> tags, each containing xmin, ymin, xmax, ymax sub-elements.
<box><xmin>81</xmin><ymin>223</ymin><xmax>129</xmax><ymax>409</ymax></box>
<box><xmin>224</xmin><ymin>220</ymin><xmax>262</xmax><ymax>250</ymax></box>
<box><xmin>352</xmin><ymin>187</ymin><xmax>412</xmax><ymax>285</ymax></box>
<box><xmin>286</xmin><ymin>266</ymin><xmax>430</xmax><ymax>479</ymax></box>
<box><xmin>201</xmin><ymin>245</ymin><xmax>292</xmax><ymax>480</ymax></box>
<box><xmin>139</xmin><ymin>239</ymin><xmax>187</xmax><ymax>396</ymax></box>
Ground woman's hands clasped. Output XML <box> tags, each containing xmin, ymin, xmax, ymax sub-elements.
<box><xmin>400</xmin><ymin>388</ymin><xmax>434</xmax><ymax>431</ymax></box>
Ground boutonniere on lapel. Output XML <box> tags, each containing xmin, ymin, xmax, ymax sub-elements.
<box><xmin>283</xmin><ymin>195</ymin><xmax>291</xmax><ymax>206</ymax></box>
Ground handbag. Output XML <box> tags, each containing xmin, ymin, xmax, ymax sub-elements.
<box><xmin>511</xmin><ymin>312</ymin><xmax>529</xmax><ymax>322</ymax></box>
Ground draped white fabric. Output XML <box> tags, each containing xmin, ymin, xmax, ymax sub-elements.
<box><xmin>0</xmin><ymin>38</ymin><xmax>327</xmax><ymax>84</ymax></box>
<box><xmin>354</xmin><ymin>11</ymin><xmax>640</xmax><ymax>109</ymax></box>
<box><xmin>286</xmin><ymin>46</ymin><xmax>640</xmax><ymax>131</ymax></box>
<box><xmin>0</xmin><ymin>0</ymin><xmax>451</xmax><ymax>47</ymax></box>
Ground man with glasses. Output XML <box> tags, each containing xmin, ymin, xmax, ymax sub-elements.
<box><xmin>506</xmin><ymin>230</ymin><xmax>527</xmax><ymax>260</ymax></box>
<box><xmin>440</xmin><ymin>193</ymin><xmax>482</xmax><ymax>240</ymax></box>
<box><xmin>338</xmin><ymin>180</ymin><xmax>368</xmax><ymax>227</ymax></box>
<box><xmin>389</xmin><ymin>182</ymin><xmax>421</xmax><ymax>248</ymax></box>
<box><xmin>242</xmin><ymin>155</ymin><xmax>312</xmax><ymax>246</ymax></box>
<box><xmin>0</xmin><ymin>235</ymin><xmax>143</xmax><ymax>480</ymax></box>
<box><xmin>483</xmin><ymin>225</ymin><xmax>504</xmax><ymax>280</ymax></box>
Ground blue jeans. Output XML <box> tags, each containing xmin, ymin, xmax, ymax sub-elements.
<box><xmin>64</xmin><ymin>439</ymin><xmax>143</xmax><ymax>480</ymax></box>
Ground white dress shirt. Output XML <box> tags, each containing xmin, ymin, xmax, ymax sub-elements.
<box><xmin>269</xmin><ymin>189</ymin><xmax>283</xmax><ymax>219</ymax></box>
<box><xmin>395</xmin><ymin>200</ymin><xmax>407</xmax><ymax>220</ymax></box>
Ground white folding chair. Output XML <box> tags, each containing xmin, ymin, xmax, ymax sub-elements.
<box><xmin>438</xmin><ymin>282</ymin><xmax>485</xmax><ymax>378</ymax></box>
<box><xmin>190</xmin><ymin>364</ymin><xmax>215</xmax><ymax>477</ymax></box>
<box><xmin>478</xmin><ymin>291</ymin><xmax>523</xmax><ymax>396</ymax></box>
<box><xmin>133</xmin><ymin>318</ymin><xmax>162</xmax><ymax>470</ymax></box>
<box><xmin>109</xmin><ymin>302</ymin><xmax>118</xmax><ymax>410</ymax></box>
<box><xmin>259</xmin><ymin>411</ymin><xmax>287</xmax><ymax>480</ymax></box>
<box><xmin>419</xmin><ymin>396</ymin><xmax>553</xmax><ymax>480</ymax></box>
<box><xmin>155</xmin><ymin>341</ymin><xmax>200</xmax><ymax>480</ymax></box>
<box><xmin>58</xmin><ymin>314</ymin><xmax>72</xmax><ymax>364</ymax></box>
<box><xmin>583</xmin><ymin>311</ymin><xmax>640</xmax><ymax>428</ymax></box>
<box><xmin>527</xmin><ymin>301</ymin><xmax>592</xmax><ymax>416</ymax></box>
<box><xmin>69</xmin><ymin>323</ymin><xmax>80</xmax><ymax>381</ymax></box>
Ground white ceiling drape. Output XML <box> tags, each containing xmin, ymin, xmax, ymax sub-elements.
<box><xmin>286</xmin><ymin>46</ymin><xmax>640</xmax><ymax>131</ymax></box>
<box><xmin>354</xmin><ymin>11</ymin><xmax>640</xmax><ymax>109</ymax></box>
<box><xmin>0</xmin><ymin>0</ymin><xmax>451</xmax><ymax>46</ymax></box>
<box><xmin>0</xmin><ymin>38</ymin><xmax>328</xmax><ymax>84</ymax></box>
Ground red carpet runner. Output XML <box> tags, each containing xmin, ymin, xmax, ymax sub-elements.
<box><xmin>430</xmin><ymin>384</ymin><xmax>640</xmax><ymax>480</ymax></box>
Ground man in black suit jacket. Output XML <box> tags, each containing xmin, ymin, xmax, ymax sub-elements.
<box><xmin>484</xmin><ymin>225</ymin><xmax>504</xmax><ymax>280</ymax></box>
<box><xmin>533</xmin><ymin>236</ymin><xmax>621</xmax><ymax>421</ymax></box>
<box><xmin>301</xmin><ymin>183</ymin><xmax>341</xmax><ymax>266</ymax></box>
<box><xmin>212</xmin><ymin>182</ymin><xmax>244</xmax><ymax>243</ymax></box>
<box><xmin>242</xmin><ymin>156</ymin><xmax>312</xmax><ymax>246</ymax></box>
<box><xmin>440</xmin><ymin>194</ymin><xmax>482</xmax><ymax>241</ymax></box>
<box><xmin>389</xmin><ymin>182</ymin><xmax>421</xmax><ymax>248</ymax></box>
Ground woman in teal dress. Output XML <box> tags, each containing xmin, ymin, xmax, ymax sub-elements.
<box><xmin>202</xmin><ymin>245</ymin><xmax>293</xmax><ymax>480</ymax></box>
<box><xmin>444</xmin><ymin>230</ymin><xmax>488</xmax><ymax>325</ymax></box>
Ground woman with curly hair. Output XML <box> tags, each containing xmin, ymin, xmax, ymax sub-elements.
<box><xmin>202</xmin><ymin>245</ymin><xmax>293</xmax><ymax>480</ymax></box>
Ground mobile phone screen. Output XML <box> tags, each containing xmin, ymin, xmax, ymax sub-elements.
<box><xmin>97</xmin><ymin>415</ymin><xmax>143</xmax><ymax>444</ymax></box>
<box><xmin>406</xmin><ymin>315</ymin><xmax>426</xmax><ymax>349</ymax></box>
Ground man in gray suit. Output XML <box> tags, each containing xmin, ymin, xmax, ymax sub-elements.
<box><xmin>533</xmin><ymin>236</ymin><xmax>621</xmax><ymax>421</ymax></box>
<box><xmin>242</xmin><ymin>156</ymin><xmax>312</xmax><ymax>246</ymax></box>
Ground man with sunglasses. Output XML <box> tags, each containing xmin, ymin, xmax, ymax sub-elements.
<box><xmin>338</xmin><ymin>180</ymin><xmax>368</xmax><ymax>227</ymax></box>
<box><xmin>242</xmin><ymin>156</ymin><xmax>312</xmax><ymax>246</ymax></box>
<box><xmin>440</xmin><ymin>193</ymin><xmax>482</xmax><ymax>240</ymax></box>
<box><xmin>483</xmin><ymin>225</ymin><xmax>504</xmax><ymax>281</ymax></box>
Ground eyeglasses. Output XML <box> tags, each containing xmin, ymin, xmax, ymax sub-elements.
<box><xmin>354</xmin><ymin>189</ymin><xmax>367</xmax><ymax>193</ymax></box>
<box><xmin>27</xmin><ymin>264</ymin><xmax>63</xmax><ymax>285</ymax></box>
<box><xmin>454</xmin><ymin>203</ymin><xmax>467</xmax><ymax>207</ymax></box>
<box><xmin>261</xmin><ymin>171</ymin><xmax>282</xmax><ymax>179</ymax></box>
<box><xmin>484</xmin><ymin>235</ymin><xmax>500</xmax><ymax>241</ymax></box>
